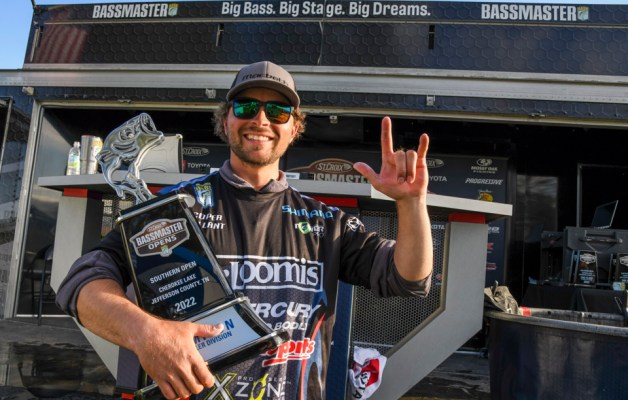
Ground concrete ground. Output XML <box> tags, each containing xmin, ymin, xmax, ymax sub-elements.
<box><xmin>0</xmin><ymin>317</ymin><xmax>491</xmax><ymax>399</ymax></box>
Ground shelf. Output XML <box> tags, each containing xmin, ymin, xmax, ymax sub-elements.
<box><xmin>38</xmin><ymin>173</ymin><xmax>512</xmax><ymax>221</ymax></box>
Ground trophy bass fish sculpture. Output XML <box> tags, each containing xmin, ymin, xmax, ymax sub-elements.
<box><xmin>97</xmin><ymin>113</ymin><xmax>164</xmax><ymax>204</ymax></box>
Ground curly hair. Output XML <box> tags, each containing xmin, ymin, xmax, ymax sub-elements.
<box><xmin>212</xmin><ymin>102</ymin><xmax>306</xmax><ymax>143</ymax></box>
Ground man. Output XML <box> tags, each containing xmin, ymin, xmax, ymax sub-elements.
<box><xmin>57</xmin><ymin>60</ymin><xmax>433</xmax><ymax>400</ymax></box>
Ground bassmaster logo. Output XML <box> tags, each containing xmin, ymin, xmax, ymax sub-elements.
<box><xmin>92</xmin><ymin>3</ymin><xmax>178</xmax><ymax>19</ymax></box>
<box><xmin>263</xmin><ymin>338</ymin><xmax>316</xmax><ymax>366</ymax></box>
<box><xmin>130</xmin><ymin>218</ymin><xmax>189</xmax><ymax>257</ymax></box>
<box><xmin>219</xmin><ymin>255</ymin><xmax>324</xmax><ymax>292</ymax></box>
<box><xmin>195</xmin><ymin>182</ymin><xmax>213</xmax><ymax>208</ymax></box>
<box><xmin>481</xmin><ymin>4</ymin><xmax>588</xmax><ymax>22</ymax></box>
<box><xmin>580</xmin><ymin>253</ymin><xmax>597</xmax><ymax>264</ymax></box>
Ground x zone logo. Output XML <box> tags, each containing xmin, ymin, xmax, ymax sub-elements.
<box><xmin>204</xmin><ymin>372</ymin><xmax>282</xmax><ymax>400</ymax></box>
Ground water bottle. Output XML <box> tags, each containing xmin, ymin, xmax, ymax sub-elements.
<box><xmin>66</xmin><ymin>141</ymin><xmax>81</xmax><ymax>175</ymax></box>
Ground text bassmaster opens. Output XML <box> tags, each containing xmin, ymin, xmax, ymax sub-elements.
<box><xmin>135</xmin><ymin>222</ymin><xmax>185</xmax><ymax>246</ymax></box>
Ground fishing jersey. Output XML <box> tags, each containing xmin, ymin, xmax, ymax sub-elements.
<box><xmin>56</xmin><ymin>161</ymin><xmax>431</xmax><ymax>400</ymax></box>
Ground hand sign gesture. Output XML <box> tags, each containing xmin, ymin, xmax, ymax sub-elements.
<box><xmin>354</xmin><ymin>116</ymin><xmax>430</xmax><ymax>201</ymax></box>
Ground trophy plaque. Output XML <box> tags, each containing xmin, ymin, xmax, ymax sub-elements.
<box><xmin>573</xmin><ymin>250</ymin><xmax>598</xmax><ymax>286</ymax></box>
<box><xmin>98</xmin><ymin>113</ymin><xmax>289</xmax><ymax>397</ymax></box>
<box><xmin>612</xmin><ymin>253</ymin><xmax>628</xmax><ymax>289</ymax></box>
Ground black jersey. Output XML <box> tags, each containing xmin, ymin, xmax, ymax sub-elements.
<box><xmin>57</xmin><ymin>161</ymin><xmax>430</xmax><ymax>400</ymax></box>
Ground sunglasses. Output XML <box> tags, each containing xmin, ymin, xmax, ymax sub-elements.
<box><xmin>230</xmin><ymin>99</ymin><xmax>293</xmax><ymax>124</ymax></box>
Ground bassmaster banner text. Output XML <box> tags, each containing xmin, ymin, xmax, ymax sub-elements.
<box><xmin>220</xmin><ymin>1</ymin><xmax>429</xmax><ymax>18</ymax></box>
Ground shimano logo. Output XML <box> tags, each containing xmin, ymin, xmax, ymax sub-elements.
<box><xmin>282</xmin><ymin>205</ymin><xmax>335</xmax><ymax>220</ymax></box>
<box><xmin>222</xmin><ymin>256</ymin><xmax>323</xmax><ymax>292</ymax></box>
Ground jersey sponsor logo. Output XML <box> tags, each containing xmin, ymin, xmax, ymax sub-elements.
<box><xmin>194</xmin><ymin>211</ymin><xmax>225</xmax><ymax>229</ymax></box>
<box><xmin>205</xmin><ymin>372</ymin><xmax>289</xmax><ymax>399</ymax></box>
<box><xmin>130</xmin><ymin>218</ymin><xmax>189</xmax><ymax>257</ymax></box>
<box><xmin>220</xmin><ymin>255</ymin><xmax>324</xmax><ymax>292</ymax></box>
<box><xmin>346</xmin><ymin>216</ymin><xmax>364</xmax><ymax>232</ymax></box>
<box><xmin>262</xmin><ymin>338</ymin><xmax>316</xmax><ymax>366</ymax></box>
<box><xmin>251</xmin><ymin>301</ymin><xmax>322</xmax><ymax>320</ymax></box>
<box><xmin>195</xmin><ymin>182</ymin><xmax>214</xmax><ymax>208</ymax></box>
<box><xmin>282</xmin><ymin>204</ymin><xmax>336</xmax><ymax>220</ymax></box>
<box><xmin>295</xmin><ymin>221</ymin><xmax>325</xmax><ymax>237</ymax></box>
<box><xmin>480</xmin><ymin>4</ymin><xmax>585</xmax><ymax>22</ymax></box>
<box><xmin>92</xmin><ymin>3</ymin><xmax>177</xmax><ymax>19</ymax></box>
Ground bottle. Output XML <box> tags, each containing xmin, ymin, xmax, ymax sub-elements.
<box><xmin>66</xmin><ymin>141</ymin><xmax>81</xmax><ymax>175</ymax></box>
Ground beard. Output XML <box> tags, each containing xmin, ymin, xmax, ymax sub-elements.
<box><xmin>228</xmin><ymin>126</ymin><xmax>288</xmax><ymax>167</ymax></box>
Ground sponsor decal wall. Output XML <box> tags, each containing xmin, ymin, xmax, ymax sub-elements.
<box><xmin>427</xmin><ymin>154</ymin><xmax>509</xmax><ymax>286</ymax></box>
<box><xmin>285</xmin><ymin>148</ymin><xmax>509</xmax><ymax>285</ymax></box>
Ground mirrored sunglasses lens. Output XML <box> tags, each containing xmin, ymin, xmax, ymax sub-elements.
<box><xmin>265</xmin><ymin>103</ymin><xmax>291</xmax><ymax>124</ymax></box>
<box><xmin>233</xmin><ymin>101</ymin><xmax>260</xmax><ymax>119</ymax></box>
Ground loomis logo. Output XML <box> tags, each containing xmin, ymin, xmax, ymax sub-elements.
<box><xmin>222</xmin><ymin>256</ymin><xmax>324</xmax><ymax>292</ymax></box>
<box><xmin>262</xmin><ymin>338</ymin><xmax>315</xmax><ymax>366</ymax></box>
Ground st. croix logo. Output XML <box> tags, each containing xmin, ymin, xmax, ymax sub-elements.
<box><xmin>130</xmin><ymin>218</ymin><xmax>190</xmax><ymax>257</ymax></box>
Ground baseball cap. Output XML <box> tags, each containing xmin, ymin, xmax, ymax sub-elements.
<box><xmin>226</xmin><ymin>61</ymin><xmax>300</xmax><ymax>107</ymax></box>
